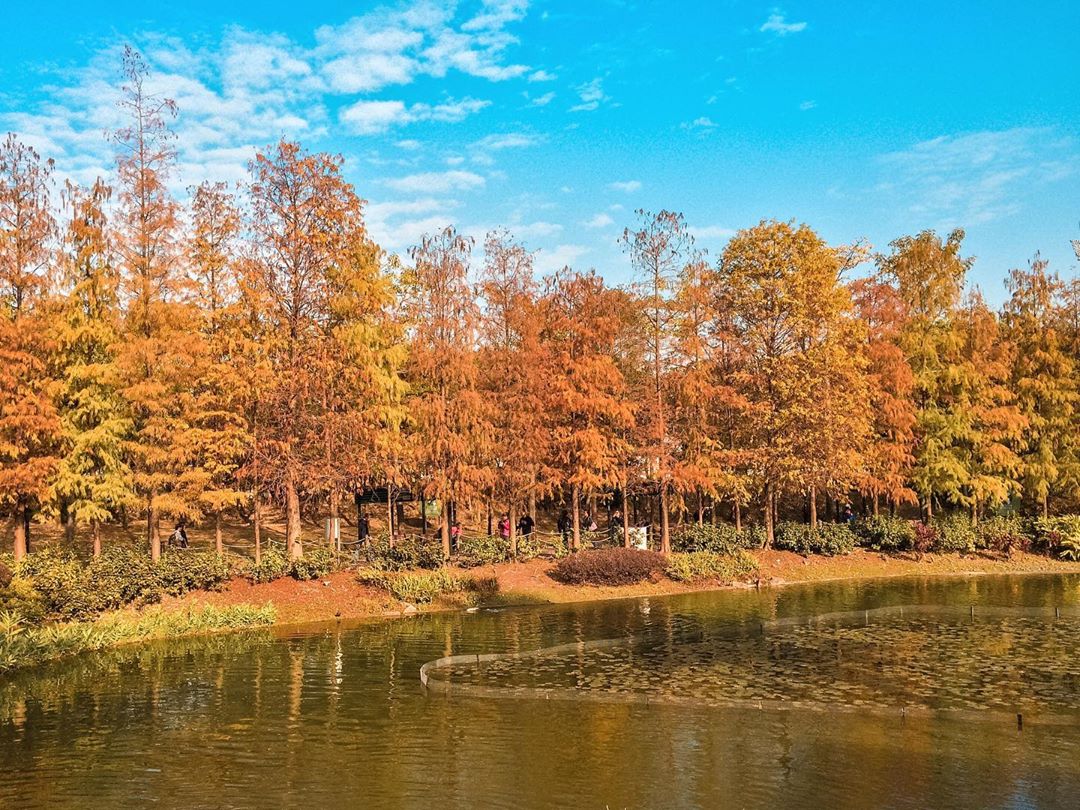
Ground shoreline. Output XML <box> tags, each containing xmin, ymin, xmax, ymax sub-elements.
<box><xmin>163</xmin><ymin>547</ymin><xmax>1080</xmax><ymax>629</ymax></box>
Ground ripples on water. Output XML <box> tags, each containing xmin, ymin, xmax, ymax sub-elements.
<box><xmin>1</xmin><ymin>574</ymin><xmax>1079</xmax><ymax>809</ymax></box>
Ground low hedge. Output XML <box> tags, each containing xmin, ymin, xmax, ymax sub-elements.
<box><xmin>549</xmin><ymin>548</ymin><xmax>666</xmax><ymax>586</ymax></box>
<box><xmin>673</xmin><ymin>523</ymin><xmax>764</xmax><ymax>554</ymax></box>
<box><xmin>357</xmin><ymin>568</ymin><xmax>499</xmax><ymax>604</ymax></box>
<box><xmin>774</xmin><ymin>522</ymin><xmax>856</xmax><ymax>556</ymax></box>
<box><xmin>854</xmin><ymin>516</ymin><xmax>917</xmax><ymax>552</ymax></box>
<box><xmin>664</xmin><ymin>550</ymin><xmax>759</xmax><ymax>583</ymax></box>
<box><xmin>16</xmin><ymin>546</ymin><xmax>238</xmax><ymax>621</ymax></box>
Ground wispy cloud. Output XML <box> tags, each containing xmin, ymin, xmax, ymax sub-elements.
<box><xmin>528</xmin><ymin>69</ymin><xmax>557</xmax><ymax>82</ymax></box>
<box><xmin>799</xmin><ymin>100</ymin><xmax>816</xmax><ymax>111</ymax></box>
<box><xmin>384</xmin><ymin>169</ymin><xmax>487</xmax><ymax>193</ymax></box>
<box><xmin>878</xmin><ymin>127</ymin><xmax>1076</xmax><ymax>225</ymax></box>
<box><xmin>340</xmin><ymin>97</ymin><xmax>490</xmax><ymax>134</ymax></box>
<box><xmin>609</xmin><ymin>179</ymin><xmax>642</xmax><ymax>193</ymax></box>
<box><xmin>681</xmin><ymin>116</ymin><xmax>717</xmax><ymax>131</ymax></box>
<box><xmin>535</xmin><ymin>243</ymin><xmax>590</xmax><ymax>274</ymax></box>
<box><xmin>471</xmin><ymin>132</ymin><xmax>542</xmax><ymax>150</ymax></box>
<box><xmin>760</xmin><ymin>11</ymin><xmax>808</xmax><ymax>36</ymax></box>
<box><xmin>583</xmin><ymin>213</ymin><xmax>614</xmax><ymax>228</ymax></box>
<box><xmin>570</xmin><ymin>77</ymin><xmax>607</xmax><ymax>112</ymax></box>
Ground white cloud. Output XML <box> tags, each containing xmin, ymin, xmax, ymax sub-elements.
<box><xmin>396</xmin><ymin>139</ymin><xmax>422</xmax><ymax>150</ymax></box>
<box><xmin>681</xmin><ymin>116</ymin><xmax>717</xmax><ymax>131</ymax></box>
<box><xmin>688</xmin><ymin>224</ymin><xmax>736</xmax><ymax>241</ymax></box>
<box><xmin>471</xmin><ymin>132</ymin><xmax>541</xmax><ymax>150</ymax></box>
<box><xmin>535</xmin><ymin>243</ymin><xmax>590</xmax><ymax>274</ymax></box>
<box><xmin>609</xmin><ymin>180</ymin><xmax>642</xmax><ymax>193</ymax></box>
<box><xmin>799</xmin><ymin>100</ymin><xmax>817</xmax><ymax>111</ymax></box>
<box><xmin>583</xmin><ymin>213</ymin><xmax>614</xmax><ymax>228</ymax></box>
<box><xmin>528</xmin><ymin>69</ymin><xmax>557</xmax><ymax>82</ymax></box>
<box><xmin>384</xmin><ymin>170</ymin><xmax>487</xmax><ymax>193</ymax></box>
<box><xmin>760</xmin><ymin>12</ymin><xmax>808</xmax><ymax>36</ymax></box>
<box><xmin>340</xmin><ymin>96</ymin><xmax>490</xmax><ymax>134</ymax></box>
<box><xmin>529</xmin><ymin>91</ymin><xmax>556</xmax><ymax>106</ymax></box>
<box><xmin>879</xmin><ymin>128</ymin><xmax>1076</xmax><ymax>225</ymax></box>
<box><xmin>323</xmin><ymin>52</ymin><xmax>416</xmax><ymax>93</ymax></box>
<box><xmin>570</xmin><ymin>77</ymin><xmax>607</xmax><ymax>112</ymax></box>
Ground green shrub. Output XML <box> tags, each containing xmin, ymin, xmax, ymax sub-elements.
<box><xmin>0</xmin><ymin>577</ymin><xmax>45</xmax><ymax>624</ymax></box>
<box><xmin>664</xmin><ymin>550</ymin><xmax>759</xmax><ymax>583</ymax></box>
<box><xmin>514</xmin><ymin>531</ymin><xmax>544</xmax><ymax>561</ymax></box>
<box><xmin>933</xmin><ymin>515</ymin><xmax>978</xmax><ymax>553</ymax></box>
<box><xmin>357</xmin><ymin>568</ymin><xmax>499</xmax><ymax>604</ymax></box>
<box><xmin>977</xmin><ymin>515</ymin><xmax>1032</xmax><ymax>556</ymax></box>
<box><xmin>673</xmin><ymin>523</ymin><xmax>761</xmax><ymax>554</ymax></box>
<box><xmin>247</xmin><ymin>546</ymin><xmax>291</xmax><ymax>584</ymax></box>
<box><xmin>854</xmin><ymin>516</ymin><xmax>916</xmax><ymax>552</ymax></box>
<box><xmin>549</xmin><ymin>548</ymin><xmax>666</xmax><ymax>586</ymax></box>
<box><xmin>290</xmin><ymin>547</ymin><xmax>340</xmax><ymax>580</ymax></box>
<box><xmin>774</xmin><ymin>522</ymin><xmax>856</xmax><ymax>556</ymax></box>
<box><xmin>359</xmin><ymin>536</ymin><xmax>443</xmax><ymax>571</ymax></box>
<box><xmin>17</xmin><ymin>549</ymin><xmax>96</xmax><ymax>620</ymax></box>
<box><xmin>1033</xmin><ymin>516</ymin><xmax>1080</xmax><ymax>559</ymax></box>
<box><xmin>455</xmin><ymin>533</ymin><xmax>509</xmax><ymax>568</ymax></box>
<box><xmin>156</xmin><ymin>549</ymin><xmax>235</xmax><ymax>595</ymax></box>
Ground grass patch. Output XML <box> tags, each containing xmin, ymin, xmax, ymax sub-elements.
<box><xmin>0</xmin><ymin>603</ymin><xmax>276</xmax><ymax>673</ymax></box>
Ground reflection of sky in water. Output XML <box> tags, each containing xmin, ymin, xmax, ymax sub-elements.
<box><xmin>429</xmin><ymin>608</ymin><xmax>1080</xmax><ymax>717</ymax></box>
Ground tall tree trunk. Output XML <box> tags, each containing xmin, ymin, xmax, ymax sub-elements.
<box><xmin>1042</xmin><ymin>494</ymin><xmax>1049</xmax><ymax>519</ymax></box>
<box><xmin>763</xmin><ymin>482</ymin><xmax>774</xmax><ymax>548</ymax></box>
<box><xmin>734</xmin><ymin>500</ymin><xmax>742</xmax><ymax>532</ymax></box>
<box><xmin>571</xmin><ymin>483</ymin><xmax>581</xmax><ymax>551</ymax></box>
<box><xmin>65</xmin><ymin>507</ymin><xmax>75</xmax><ymax>545</ymax></box>
<box><xmin>925</xmin><ymin>494</ymin><xmax>934</xmax><ymax>521</ymax></box>
<box><xmin>148</xmin><ymin>494</ymin><xmax>161</xmax><ymax>562</ymax></box>
<box><xmin>528</xmin><ymin>488</ymin><xmax>537</xmax><ymax>522</ymax></box>
<box><xmin>509</xmin><ymin>502</ymin><xmax>518</xmax><ymax>559</ymax></box>
<box><xmin>696</xmin><ymin>490</ymin><xmax>704</xmax><ymax>525</ymax></box>
<box><xmin>215</xmin><ymin>510</ymin><xmax>223</xmax><ymax>555</ymax></box>
<box><xmin>420</xmin><ymin>493</ymin><xmax>428</xmax><ymax>535</ymax></box>
<box><xmin>659</xmin><ymin>483</ymin><xmax>671</xmax><ymax>554</ymax></box>
<box><xmin>809</xmin><ymin>486</ymin><xmax>817</xmax><ymax>530</ymax></box>
<box><xmin>92</xmin><ymin>518</ymin><xmax>101</xmax><ymax>558</ymax></box>
<box><xmin>330</xmin><ymin>489</ymin><xmax>342</xmax><ymax>550</ymax></box>
<box><xmin>286</xmin><ymin>475</ymin><xmax>302</xmax><ymax>560</ymax></box>
<box><xmin>13</xmin><ymin>502</ymin><xmax>27</xmax><ymax>562</ymax></box>
<box><xmin>386</xmin><ymin>487</ymin><xmax>394</xmax><ymax>548</ymax></box>
<box><xmin>873</xmin><ymin>493</ymin><xmax>880</xmax><ymax>516</ymax></box>
<box><xmin>253</xmin><ymin>488</ymin><xmax>262</xmax><ymax>565</ymax></box>
<box><xmin>24</xmin><ymin>507</ymin><xmax>31</xmax><ymax>554</ymax></box>
<box><xmin>440</xmin><ymin>508</ymin><xmax>451</xmax><ymax>560</ymax></box>
<box><xmin>621</xmin><ymin>487</ymin><xmax>631</xmax><ymax>548</ymax></box>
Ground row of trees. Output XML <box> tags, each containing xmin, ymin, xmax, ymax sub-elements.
<box><xmin>2</xmin><ymin>50</ymin><xmax>1079</xmax><ymax>562</ymax></box>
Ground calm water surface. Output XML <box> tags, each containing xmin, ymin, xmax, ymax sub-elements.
<box><xmin>3</xmin><ymin>573</ymin><xmax>1080</xmax><ymax>809</ymax></box>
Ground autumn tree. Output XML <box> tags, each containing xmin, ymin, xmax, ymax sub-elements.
<box><xmin>621</xmin><ymin>210</ymin><xmax>690</xmax><ymax>553</ymax></box>
<box><xmin>477</xmin><ymin>230</ymin><xmax>549</xmax><ymax>556</ymax></box>
<box><xmin>1003</xmin><ymin>256</ymin><xmax>1078</xmax><ymax>516</ymax></box>
<box><xmin>850</xmin><ymin>275</ymin><xmax>917</xmax><ymax>512</ymax></box>
<box><xmin>113</xmin><ymin>47</ymin><xmax>201</xmax><ymax>560</ymax></box>
<box><xmin>0</xmin><ymin>134</ymin><xmax>60</xmax><ymax>559</ymax></box>
<box><xmin>717</xmin><ymin>221</ymin><xmax>870</xmax><ymax>545</ymax></box>
<box><xmin>51</xmin><ymin>179</ymin><xmax>133</xmax><ymax>555</ymax></box>
<box><xmin>541</xmin><ymin>269</ymin><xmax>635</xmax><ymax>549</ymax></box>
<box><xmin>669</xmin><ymin>253</ymin><xmax>747</xmax><ymax>526</ymax></box>
<box><xmin>247</xmin><ymin>140</ymin><xmax>401</xmax><ymax>559</ymax></box>
<box><xmin>955</xmin><ymin>292</ymin><xmax>1026</xmax><ymax>518</ymax></box>
<box><xmin>879</xmin><ymin>230</ymin><xmax>972</xmax><ymax>518</ymax></box>
<box><xmin>402</xmin><ymin>227</ymin><xmax>491</xmax><ymax>558</ymax></box>
<box><xmin>186</xmin><ymin>181</ymin><xmax>248</xmax><ymax>553</ymax></box>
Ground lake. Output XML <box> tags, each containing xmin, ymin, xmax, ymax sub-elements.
<box><xmin>3</xmin><ymin>573</ymin><xmax>1080</xmax><ymax>809</ymax></box>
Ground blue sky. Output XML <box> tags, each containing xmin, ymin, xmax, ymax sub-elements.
<box><xmin>1</xmin><ymin>1</ymin><xmax>1077</xmax><ymax>298</ymax></box>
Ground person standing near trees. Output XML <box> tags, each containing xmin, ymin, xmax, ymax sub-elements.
<box><xmin>499</xmin><ymin>513</ymin><xmax>511</xmax><ymax>540</ymax></box>
<box><xmin>557</xmin><ymin>508</ymin><xmax>571</xmax><ymax>548</ymax></box>
<box><xmin>517</xmin><ymin>513</ymin><xmax>534</xmax><ymax>537</ymax></box>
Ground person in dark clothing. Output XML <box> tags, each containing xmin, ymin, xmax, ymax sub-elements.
<box><xmin>358</xmin><ymin>514</ymin><xmax>371</xmax><ymax>543</ymax></box>
<box><xmin>557</xmin><ymin>508</ymin><xmax>571</xmax><ymax>548</ymax></box>
<box><xmin>517</xmin><ymin>513</ymin><xmax>534</xmax><ymax>537</ymax></box>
